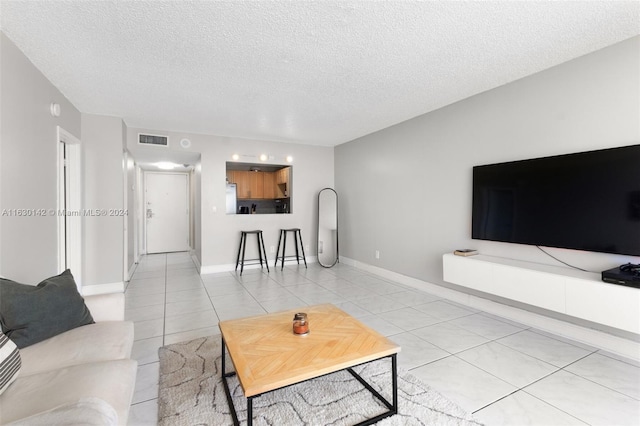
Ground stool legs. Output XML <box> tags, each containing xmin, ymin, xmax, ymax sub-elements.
<box><xmin>259</xmin><ymin>232</ymin><xmax>270</xmax><ymax>273</ymax></box>
<box><xmin>281</xmin><ymin>232</ymin><xmax>288</xmax><ymax>271</ymax></box>
<box><xmin>293</xmin><ymin>231</ymin><xmax>300</xmax><ymax>265</ymax></box>
<box><xmin>240</xmin><ymin>233</ymin><xmax>248</xmax><ymax>275</ymax></box>
<box><xmin>297</xmin><ymin>230</ymin><xmax>307</xmax><ymax>268</ymax></box>
<box><xmin>275</xmin><ymin>229</ymin><xmax>307</xmax><ymax>271</ymax></box>
<box><xmin>236</xmin><ymin>231</ymin><xmax>269</xmax><ymax>276</ymax></box>
<box><xmin>274</xmin><ymin>229</ymin><xmax>283</xmax><ymax>269</ymax></box>
<box><xmin>236</xmin><ymin>232</ymin><xmax>245</xmax><ymax>272</ymax></box>
<box><xmin>256</xmin><ymin>233</ymin><xmax>263</xmax><ymax>267</ymax></box>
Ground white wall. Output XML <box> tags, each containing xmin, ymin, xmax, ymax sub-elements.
<box><xmin>127</xmin><ymin>129</ymin><xmax>334</xmax><ymax>272</ymax></box>
<box><xmin>1</xmin><ymin>33</ymin><xmax>129</xmax><ymax>290</ymax></box>
<box><xmin>81</xmin><ymin>114</ymin><xmax>125</xmax><ymax>289</ymax></box>
<box><xmin>0</xmin><ymin>32</ymin><xmax>81</xmax><ymax>283</ymax></box>
<box><xmin>335</xmin><ymin>36</ymin><xmax>640</xmax><ymax>289</ymax></box>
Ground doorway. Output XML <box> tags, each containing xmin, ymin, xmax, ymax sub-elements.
<box><xmin>57</xmin><ymin>126</ymin><xmax>82</xmax><ymax>289</ymax></box>
<box><xmin>144</xmin><ymin>172</ymin><xmax>190</xmax><ymax>254</ymax></box>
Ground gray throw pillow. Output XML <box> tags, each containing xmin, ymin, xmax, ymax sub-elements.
<box><xmin>0</xmin><ymin>270</ymin><xmax>94</xmax><ymax>348</ymax></box>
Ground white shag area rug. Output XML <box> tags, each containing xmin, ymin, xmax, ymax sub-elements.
<box><xmin>158</xmin><ymin>335</ymin><xmax>482</xmax><ymax>426</ymax></box>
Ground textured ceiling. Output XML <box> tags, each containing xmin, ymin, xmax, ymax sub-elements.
<box><xmin>1</xmin><ymin>1</ymin><xmax>639</xmax><ymax>146</ymax></box>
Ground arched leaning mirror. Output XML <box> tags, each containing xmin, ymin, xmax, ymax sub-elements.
<box><xmin>317</xmin><ymin>188</ymin><xmax>339</xmax><ymax>267</ymax></box>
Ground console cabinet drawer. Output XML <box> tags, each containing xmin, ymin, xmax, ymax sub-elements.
<box><xmin>443</xmin><ymin>253</ymin><xmax>639</xmax><ymax>333</ymax></box>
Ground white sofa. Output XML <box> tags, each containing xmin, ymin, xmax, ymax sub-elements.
<box><xmin>0</xmin><ymin>293</ymin><xmax>137</xmax><ymax>425</ymax></box>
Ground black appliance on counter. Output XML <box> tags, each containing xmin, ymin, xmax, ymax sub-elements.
<box><xmin>275</xmin><ymin>198</ymin><xmax>290</xmax><ymax>214</ymax></box>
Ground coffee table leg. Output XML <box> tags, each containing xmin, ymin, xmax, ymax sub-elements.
<box><xmin>247</xmin><ymin>397</ymin><xmax>253</xmax><ymax>426</ymax></box>
<box><xmin>346</xmin><ymin>354</ymin><xmax>398</xmax><ymax>425</ymax></box>
<box><xmin>221</xmin><ymin>337</ymin><xmax>241</xmax><ymax>426</ymax></box>
<box><xmin>391</xmin><ymin>353</ymin><xmax>398</xmax><ymax>415</ymax></box>
<box><xmin>221</xmin><ymin>336</ymin><xmax>226</xmax><ymax>375</ymax></box>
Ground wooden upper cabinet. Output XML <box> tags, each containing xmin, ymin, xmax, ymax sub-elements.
<box><xmin>248</xmin><ymin>171</ymin><xmax>264</xmax><ymax>199</ymax></box>
<box><xmin>275</xmin><ymin>167</ymin><xmax>290</xmax><ymax>198</ymax></box>
<box><xmin>231</xmin><ymin>170</ymin><xmax>250</xmax><ymax>199</ymax></box>
<box><xmin>226</xmin><ymin>170</ymin><xmax>236</xmax><ymax>187</ymax></box>
<box><xmin>276</xmin><ymin>167</ymin><xmax>290</xmax><ymax>185</ymax></box>
<box><xmin>228</xmin><ymin>168</ymin><xmax>289</xmax><ymax>200</ymax></box>
<box><xmin>263</xmin><ymin>172</ymin><xmax>276</xmax><ymax>199</ymax></box>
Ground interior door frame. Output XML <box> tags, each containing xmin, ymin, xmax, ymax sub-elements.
<box><xmin>143</xmin><ymin>171</ymin><xmax>191</xmax><ymax>254</ymax></box>
<box><xmin>136</xmin><ymin>166</ymin><xmax>144</xmax><ymax>256</ymax></box>
<box><xmin>123</xmin><ymin>150</ymin><xmax>136</xmax><ymax>281</ymax></box>
<box><xmin>57</xmin><ymin>126</ymin><xmax>82</xmax><ymax>289</ymax></box>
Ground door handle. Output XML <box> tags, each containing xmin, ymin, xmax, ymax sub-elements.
<box><xmin>147</xmin><ymin>208</ymin><xmax>154</xmax><ymax>219</ymax></box>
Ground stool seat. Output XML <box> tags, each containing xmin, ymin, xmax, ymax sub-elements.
<box><xmin>235</xmin><ymin>230</ymin><xmax>269</xmax><ymax>276</ymax></box>
<box><xmin>274</xmin><ymin>228</ymin><xmax>307</xmax><ymax>270</ymax></box>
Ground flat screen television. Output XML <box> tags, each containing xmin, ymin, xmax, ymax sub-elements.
<box><xmin>472</xmin><ymin>144</ymin><xmax>640</xmax><ymax>256</ymax></box>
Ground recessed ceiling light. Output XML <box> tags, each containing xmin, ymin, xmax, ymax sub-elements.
<box><xmin>156</xmin><ymin>162</ymin><xmax>176</xmax><ymax>170</ymax></box>
<box><xmin>260</xmin><ymin>154</ymin><xmax>268</xmax><ymax>161</ymax></box>
<box><xmin>286</xmin><ymin>156</ymin><xmax>293</xmax><ymax>163</ymax></box>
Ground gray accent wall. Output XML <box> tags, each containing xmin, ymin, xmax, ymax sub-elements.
<box><xmin>0</xmin><ymin>33</ymin><xmax>81</xmax><ymax>283</ymax></box>
<box><xmin>335</xmin><ymin>36</ymin><xmax>640</xmax><ymax>288</ymax></box>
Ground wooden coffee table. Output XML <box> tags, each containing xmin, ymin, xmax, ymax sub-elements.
<box><xmin>219</xmin><ymin>304</ymin><xmax>401</xmax><ymax>426</ymax></box>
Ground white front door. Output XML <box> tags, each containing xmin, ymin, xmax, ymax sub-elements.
<box><xmin>145</xmin><ymin>172</ymin><xmax>190</xmax><ymax>254</ymax></box>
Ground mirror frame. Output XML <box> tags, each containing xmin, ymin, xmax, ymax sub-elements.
<box><xmin>317</xmin><ymin>188</ymin><xmax>339</xmax><ymax>268</ymax></box>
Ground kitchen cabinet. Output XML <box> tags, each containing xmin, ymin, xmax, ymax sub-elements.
<box><xmin>276</xmin><ymin>167</ymin><xmax>290</xmax><ymax>184</ymax></box>
<box><xmin>249</xmin><ymin>171</ymin><xmax>264</xmax><ymax>199</ymax></box>
<box><xmin>230</xmin><ymin>170</ymin><xmax>274</xmax><ymax>199</ymax></box>
<box><xmin>228</xmin><ymin>167</ymin><xmax>290</xmax><ymax>200</ymax></box>
<box><xmin>276</xmin><ymin>167</ymin><xmax>290</xmax><ymax>198</ymax></box>
<box><xmin>263</xmin><ymin>172</ymin><xmax>276</xmax><ymax>199</ymax></box>
<box><xmin>228</xmin><ymin>170</ymin><xmax>250</xmax><ymax>198</ymax></box>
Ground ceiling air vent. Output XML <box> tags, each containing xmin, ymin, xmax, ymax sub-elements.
<box><xmin>138</xmin><ymin>133</ymin><xmax>168</xmax><ymax>147</ymax></box>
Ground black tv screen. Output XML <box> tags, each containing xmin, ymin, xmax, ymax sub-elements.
<box><xmin>472</xmin><ymin>144</ymin><xmax>640</xmax><ymax>256</ymax></box>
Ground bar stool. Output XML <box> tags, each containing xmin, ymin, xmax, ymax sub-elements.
<box><xmin>235</xmin><ymin>230</ymin><xmax>270</xmax><ymax>276</ymax></box>
<box><xmin>274</xmin><ymin>228</ymin><xmax>307</xmax><ymax>270</ymax></box>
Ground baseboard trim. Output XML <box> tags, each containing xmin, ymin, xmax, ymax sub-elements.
<box><xmin>340</xmin><ymin>257</ymin><xmax>640</xmax><ymax>361</ymax></box>
<box><xmin>200</xmin><ymin>256</ymin><xmax>318</xmax><ymax>275</ymax></box>
<box><xmin>200</xmin><ymin>263</ymin><xmax>236</xmax><ymax>275</ymax></box>
<box><xmin>82</xmin><ymin>281</ymin><xmax>125</xmax><ymax>296</ymax></box>
<box><xmin>191</xmin><ymin>251</ymin><xmax>202</xmax><ymax>273</ymax></box>
<box><xmin>125</xmin><ymin>264</ymin><xmax>136</xmax><ymax>282</ymax></box>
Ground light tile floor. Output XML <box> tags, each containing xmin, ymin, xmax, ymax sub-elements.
<box><xmin>126</xmin><ymin>252</ymin><xmax>640</xmax><ymax>425</ymax></box>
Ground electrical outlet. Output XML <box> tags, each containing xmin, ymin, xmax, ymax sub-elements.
<box><xmin>375</xmin><ymin>250</ymin><xmax>380</xmax><ymax>259</ymax></box>
<box><xmin>270</xmin><ymin>246</ymin><xmax>275</xmax><ymax>253</ymax></box>
<box><xmin>318</xmin><ymin>241</ymin><xmax>323</xmax><ymax>254</ymax></box>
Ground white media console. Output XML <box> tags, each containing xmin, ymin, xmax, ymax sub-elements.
<box><xmin>443</xmin><ymin>253</ymin><xmax>640</xmax><ymax>335</ymax></box>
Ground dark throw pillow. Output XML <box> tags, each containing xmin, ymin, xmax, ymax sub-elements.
<box><xmin>0</xmin><ymin>270</ymin><xmax>94</xmax><ymax>348</ymax></box>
